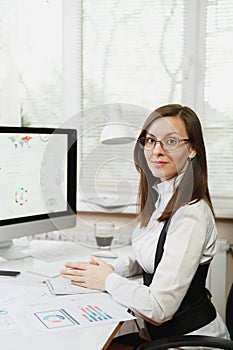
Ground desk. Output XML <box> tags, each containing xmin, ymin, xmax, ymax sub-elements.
<box><xmin>0</xmin><ymin>240</ymin><xmax>133</xmax><ymax>350</ymax></box>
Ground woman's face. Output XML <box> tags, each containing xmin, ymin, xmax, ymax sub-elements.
<box><xmin>144</xmin><ymin>116</ymin><xmax>196</xmax><ymax>181</ymax></box>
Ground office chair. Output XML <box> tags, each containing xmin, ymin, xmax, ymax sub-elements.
<box><xmin>136</xmin><ymin>282</ymin><xmax>233</xmax><ymax>350</ymax></box>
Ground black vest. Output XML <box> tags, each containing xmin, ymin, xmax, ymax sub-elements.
<box><xmin>143</xmin><ymin>218</ymin><xmax>217</xmax><ymax>339</ymax></box>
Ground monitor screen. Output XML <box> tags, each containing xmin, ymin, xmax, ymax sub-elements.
<box><xmin>0</xmin><ymin>126</ymin><xmax>77</xmax><ymax>259</ymax></box>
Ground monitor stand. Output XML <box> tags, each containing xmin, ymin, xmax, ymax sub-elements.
<box><xmin>0</xmin><ymin>241</ymin><xmax>30</xmax><ymax>260</ymax></box>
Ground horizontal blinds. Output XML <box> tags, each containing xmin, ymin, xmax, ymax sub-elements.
<box><xmin>80</xmin><ymin>0</ymin><xmax>185</xmax><ymax>197</ymax></box>
<box><xmin>202</xmin><ymin>1</ymin><xmax>233</xmax><ymax>215</ymax></box>
<box><xmin>19</xmin><ymin>0</ymin><xmax>63</xmax><ymax>127</ymax></box>
<box><xmin>82</xmin><ymin>0</ymin><xmax>185</xmax><ymax>109</ymax></box>
<box><xmin>0</xmin><ymin>0</ymin><xmax>63</xmax><ymax>127</ymax></box>
<box><xmin>204</xmin><ymin>127</ymin><xmax>233</xmax><ymax>197</ymax></box>
<box><xmin>78</xmin><ymin>105</ymin><xmax>149</xmax><ymax>200</ymax></box>
<box><xmin>0</xmin><ymin>0</ymin><xmax>21</xmax><ymax>125</ymax></box>
<box><xmin>1</xmin><ymin>1</ymin><xmax>232</xmax><ymax>216</ymax></box>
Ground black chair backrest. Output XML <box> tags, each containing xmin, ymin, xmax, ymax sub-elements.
<box><xmin>226</xmin><ymin>282</ymin><xmax>233</xmax><ymax>340</ymax></box>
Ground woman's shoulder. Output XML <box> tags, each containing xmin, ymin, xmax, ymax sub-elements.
<box><xmin>173</xmin><ymin>199</ymin><xmax>215</xmax><ymax>226</ymax></box>
<box><xmin>189</xmin><ymin>199</ymin><xmax>214</xmax><ymax>216</ymax></box>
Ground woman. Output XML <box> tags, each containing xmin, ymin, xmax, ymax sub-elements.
<box><xmin>60</xmin><ymin>104</ymin><xmax>229</xmax><ymax>349</ymax></box>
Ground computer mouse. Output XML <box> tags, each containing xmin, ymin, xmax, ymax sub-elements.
<box><xmin>92</xmin><ymin>250</ymin><xmax>118</xmax><ymax>259</ymax></box>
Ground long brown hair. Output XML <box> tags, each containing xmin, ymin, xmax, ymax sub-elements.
<box><xmin>134</xmin><ymin>104</ymin><xmax>214</xmax><ymax>227</ymax></box>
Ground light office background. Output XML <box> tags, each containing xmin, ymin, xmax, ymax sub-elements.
<box><xmin>0</xmin><ymin>0</ymin><xmax>232</xmax><ymax>219</ymax></box>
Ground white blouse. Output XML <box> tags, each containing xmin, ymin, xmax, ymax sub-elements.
<box><xmin>105</xmin><ymin>177</ymin><xmax>229</xmax><ymax>339</ymax></box>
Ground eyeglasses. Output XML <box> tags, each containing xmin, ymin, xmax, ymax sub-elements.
<box><xmin>138</xmin><ymin>136</ymin><xmax>190</xmax><ymax>152</ymax></box>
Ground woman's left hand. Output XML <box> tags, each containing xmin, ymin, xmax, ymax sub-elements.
<box><xmin>60</xmin><ymin>256</ymin><xmax>114</xmax><ymax>291</ymax></box>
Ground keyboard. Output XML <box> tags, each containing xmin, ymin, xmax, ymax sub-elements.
<box><xmin>28</xmin><ymin>254</ymin><xmax>91</xmax><ymax>278</ymax></box>
<box><xmin>28</xmin><ymin>241</ymin><xmax>82</xmax><ymax>262</ymax></box>
<box><xmin>28</xmin><ymin>260</ymin><xmax>67</xmax><ymax>278</ymax></box>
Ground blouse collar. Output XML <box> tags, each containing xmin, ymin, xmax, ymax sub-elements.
<box><xmin>152</xmin><ymin>172</ymin><xmax>185</xmax><ymax>212</ymax></box>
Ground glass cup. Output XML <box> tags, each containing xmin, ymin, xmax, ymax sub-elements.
<box><xmin>94</xmin><ymin>222</ymin><xmax>115</xmax><ymax>249</ymax></box>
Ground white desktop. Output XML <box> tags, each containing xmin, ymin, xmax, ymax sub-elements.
<box><xmin>0</xmin><ymin>239</ymin><xmax>135</xmax><ymax>350</ymax></box>
<box><xmin>0</xmin><ymin>126</ymin><xmax>136</xmax><ymax>349</ymax></box>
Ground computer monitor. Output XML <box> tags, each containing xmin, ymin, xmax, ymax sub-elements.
<box><xmin>0</xmin><ymin>126</ymin><xmax>77</xmax><ymax>259</ymax></box>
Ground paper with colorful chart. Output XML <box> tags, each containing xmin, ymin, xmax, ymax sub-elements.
<box><xmin>5</xmin><ymin>290</ymin><xmax>135</xmax><ymax>336</ymax></box>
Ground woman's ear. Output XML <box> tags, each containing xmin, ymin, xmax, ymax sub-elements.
<box><xmin>188</xmin><ymin>146</ymin><xmax>197</xmax><ymax>160</ymax></box>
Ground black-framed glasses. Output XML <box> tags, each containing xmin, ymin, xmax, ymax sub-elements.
<box><xmin>138</xmin><ymin>136</ymin><xmax>190</xmax><ymax>152</ymax></box>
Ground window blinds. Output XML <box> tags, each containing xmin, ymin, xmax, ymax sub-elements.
<box><xmin>0</xmin><ymin>0</ymin><xmax>63</xmax><ymax>127</ymax></box>
<box><xmin>80</xmin><ymin>0</ymin><xmax>186</xmax><ymax>205</ymax></box>
<box><xmin>202</xmin><ymin>0</ymin><xmax>233</xmax><ymax>217</ymax></box>
<box><xmin>82</xmin><ymin>0</ymin><xmax>185</xmax><ymax>108</ymax></box>
<box><xmin>80</xmin><ymin>0</ymin><xmax>233</xmax><ymax>217</ymax></box>
<box><xmin>0</xmin><ymin>0</ymin><xmax>232</xmax><ymax>217</ymax></box>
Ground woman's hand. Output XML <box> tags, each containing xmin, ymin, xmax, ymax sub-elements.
<box><xmin>60</xmin><ymin>256</ymin><xmax>114</xmax><ymax>291</ymax></box>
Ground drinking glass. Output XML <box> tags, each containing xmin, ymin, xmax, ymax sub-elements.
<box><xmin>94</xmin><ymin>222</ymin><xmax>115</xmax><ymax>249</ymax></box>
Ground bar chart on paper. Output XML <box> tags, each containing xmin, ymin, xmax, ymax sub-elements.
<box><xmin>80</xmin><ymin>305</ymin><xmax>113</xmax><ymax>323</ymax></box>
<box><xmin>32</xmin><ymin>303</ymin><xmax>117</xmax><ymax>332</ymax></box>
<box><xmin>9</xmin><ymin>292</ymin><xmax>136</xmax><ymax>336</ymax></box>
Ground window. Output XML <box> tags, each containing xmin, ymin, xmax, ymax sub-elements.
<box><xmin>79</xmin><ymin>0</ymin><xmax>233</xmax><ymax>217</ymax></box>
<box><xmin>0</xmin><ymin>0</ymin><xmax>63</xmax><ymax>127</ymax></box>
<box><xmin>201</xmin><ymin>0</ymin><xmax>233</xmax><ymax>217</ymax></box>
<box><xmin>0</xmin><ymin>0</ymin><xmax>232</xmax><ymax>217</ymax></box>
<box><xmin>79</xmin><ymin>0</ymin><xmax>186</xmax><ymax>211</ymax></box>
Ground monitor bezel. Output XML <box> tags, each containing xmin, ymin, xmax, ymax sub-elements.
<box><xmin>0</xmin><ymin>126</ymin><xmax>77</xmax><ymax>228</ymax></box>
